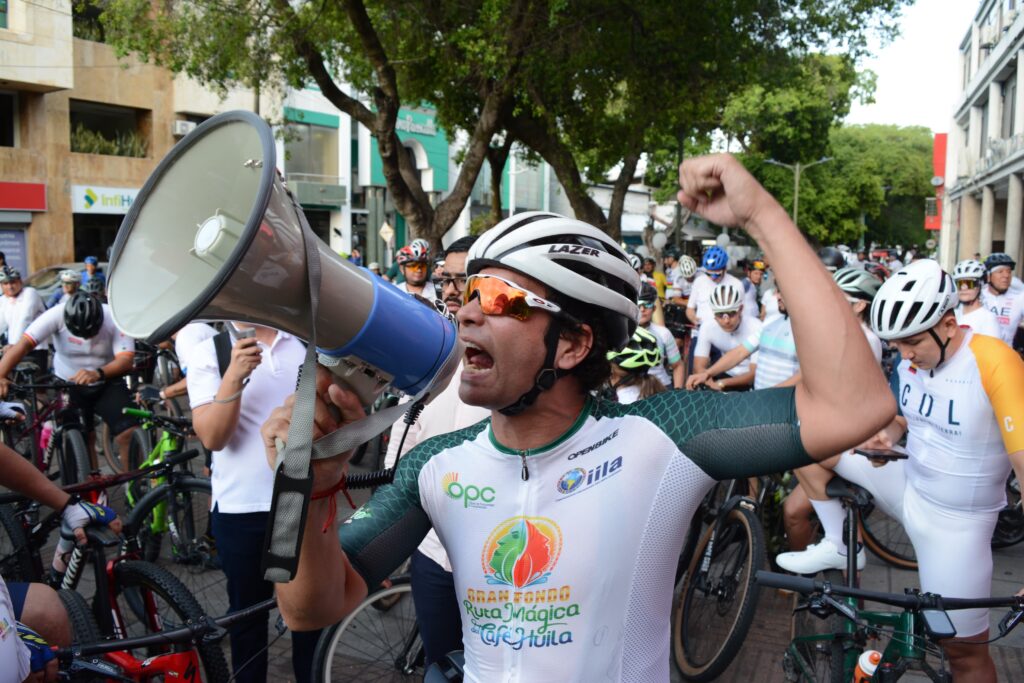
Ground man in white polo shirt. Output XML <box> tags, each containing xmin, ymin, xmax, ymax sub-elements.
<box><xmin>0</xmin><ymin>291</ymin><xmax>137</xmax><ymax>470</ymax></box>
<box><xmin>0</xmin><ymin>268</ymin><xmax>45</xmax><ymax>356</ymax></box>
<box><xmin>187</xmin><ymin>322</ymin><xmax>315</xmax><ymax>683</ymax></box>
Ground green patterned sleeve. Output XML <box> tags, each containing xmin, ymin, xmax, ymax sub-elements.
<box><xmin>338</xmin><ymin>421</ymin><xmax>488</xmax><ymax>587</ymax></box>
<box><xmin>623</xmin><ymin>388</ymin><xmax>812</xmax><ymax>479</ymax></box>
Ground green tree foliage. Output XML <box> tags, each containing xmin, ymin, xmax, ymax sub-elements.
<box><xmin>745</xmin><ymin>124</ymin><xmax>933</xmax><ymax>246</ymax></box>
<box><xmin>98</xmin><ymin>0</ymin><xmax>911</xmax><ymax>242</ymax></box>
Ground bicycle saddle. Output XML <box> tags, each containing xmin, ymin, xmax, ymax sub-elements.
<box><xmin>825</xmin><ymin>476</ymin><xmax>872</xmax><ymax>507</ymax></box>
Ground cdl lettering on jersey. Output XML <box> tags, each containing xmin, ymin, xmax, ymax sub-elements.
<box><xmin>443</xmin><ymin>472</ymin><xmax>496</xmax><ymax>508</ymax></box>
<box><xmin>901</xmin><ymin>385</ymin><xmax>961</xmax><ymax>427</ymax></box>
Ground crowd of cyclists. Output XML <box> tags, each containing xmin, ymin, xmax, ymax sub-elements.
<box><xmin>0</xmin><ymin>152</ymin><xmax>1023</xmax><ymax>682</ymax></box>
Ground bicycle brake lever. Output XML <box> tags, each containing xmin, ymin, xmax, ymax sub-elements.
<box><xmin>193</xmin><ymin>615</ymin><xmax>228</xmax><ymax>644</ymax></box>
<box><xmin>821</xmin><ymin>593</ymin><xmax>859</xmax><ymax>623</ymax></box>
<box><xmin>998</xmin><ymin>608</ymin><xmax>1024</xmax><ymax>637</ymax></box>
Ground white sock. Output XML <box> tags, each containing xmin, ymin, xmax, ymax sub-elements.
<box><xmin>810</xmin><ymin>498</ymin><xmax>847</xmax><ymax>553</ymax></box>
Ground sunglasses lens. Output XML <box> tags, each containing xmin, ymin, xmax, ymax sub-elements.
<box><xmin>956</xmin><ymin>280</ymin><xmax>978</xmax><ymax>290</ymax></box>
<box><xmin>465</xmin><ymin>277</ymin><xmax>532</xmax><ymax>320</ymax></box>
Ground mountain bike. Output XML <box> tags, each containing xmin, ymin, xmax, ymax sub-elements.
<box><xmin>756</xmin><ymin>571</ymin><xmax>1024</xmax><ymax>682</ymax></box>
<box><xmin>0</xmin><ymin>482</ymin><xmax>229</xmax><ymax>681</ymax></box>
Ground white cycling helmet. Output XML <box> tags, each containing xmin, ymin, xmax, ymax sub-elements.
<box><xmin>952</xmin><ymin>259</ymin><xmax>986</xmax><ymax>282</ymax></box>
<box><xmin>709</xmin><ymin>282</ymin><xmax>743</xmax><ymax>313</ymax></box>
<box><xmin>628</xmin><ymin>253</ymin><xmax>642</xmax><ymax>270</ymax></box>
<box><xmin>833</xmin><ymin>266</ymin><xmax>881</xmax><ymax>301</ymax></box>
<box><xmin>870</xmin><ymin>259</ymin><xmax>956</xmax><ymax>341</ymax></box>
<box><xmin>59</xmin><ymin>269</ymin><xmax>82</xmax><ymax>285</ymax></box>
<box><xmin>468</xmin><ymin>211</ymin><xmax>640</xmax><ymax>413</ymax></box>
<box><xmin>679</xmin><ymin>254</ymin><xmax>697</xmax><ymax>278</ymax></box>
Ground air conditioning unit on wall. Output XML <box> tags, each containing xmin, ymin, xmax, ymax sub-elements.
<box><xmin>172</xmin><ymin>120</ymin><xmax>197</xmax><ymax>137</ymax></box>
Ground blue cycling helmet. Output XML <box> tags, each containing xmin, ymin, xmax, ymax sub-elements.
<box><xmin>702</xmin><ymin>246</ymin><xmax>729</xmax><ymax>271</ymax></box>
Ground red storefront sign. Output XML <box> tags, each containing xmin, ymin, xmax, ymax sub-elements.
<box><xmin>0</xmin><ymin>182</ymin><xmax>47</xmax><ymax>211</ymax></box>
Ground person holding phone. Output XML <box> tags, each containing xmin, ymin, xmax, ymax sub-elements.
<box><xmin>187</xmin><ymin>323</ymin><xmax>319</xmax><ymax>683</ymax></box>
<box><xmin>776</xmin><ymin>260</ymin><xmax>1024</xmax><ymax>683</ymax></box>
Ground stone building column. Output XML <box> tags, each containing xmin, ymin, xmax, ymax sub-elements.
<box><xmin>961</xmin><ymin>193</ymin><xmax>982</xmax><ymax>260</ymax></box>
<box><xmin>1008</xmin><ymin>174</ymin><xmax>1024</xmax><ymax>268</ymax></box>
<box><xmin>980</xmin><ymin>185</ymin><xmax>996</xmax><ymax>257</ymax></box>
<box><xmin>989</xmin><ymin>81</ymin><xmax>1004</xmax><ymax>140</ymax></box>
<box><xmin>1016</xmin><ymin>51</ymin><xmax>1024</xmax><ymax>135</ymax></box>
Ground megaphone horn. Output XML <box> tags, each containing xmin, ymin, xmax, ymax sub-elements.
<box><xmin>107</xmin><ymin>110</ymin><xmax>459</xmax><ymax>405</ymax></box>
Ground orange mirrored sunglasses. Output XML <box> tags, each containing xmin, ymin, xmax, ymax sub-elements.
<box><xmin>463</xmin><ymin>275</ymin><xmax>563</xmax><ymax>321</ymax></box>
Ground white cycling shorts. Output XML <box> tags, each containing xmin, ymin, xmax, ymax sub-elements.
<box><xmin>834</xmin><ymin>452</ymin><xmax>999</xmax><ymax>638</ymax></box>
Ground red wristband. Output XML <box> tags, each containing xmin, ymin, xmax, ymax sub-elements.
<box><xmin>311</xmin><ymin>474</ymin><xmax>356</xmax><ymax>533</ymax></box>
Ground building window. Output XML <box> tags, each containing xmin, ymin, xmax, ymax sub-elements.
<box><xmin>924</xmin><ymin>197</ymin><xmax>938</xmax><ymax>218</ymax></box>
<box><xmin>0</xmin><ymin>0</ymin><xmax>7</xmax><ymax>29</ymax></box>
<box><xmin>0</xmin><ymin>93</ymin><xmax>15</xmax><ymax>147</ymax></box>
<box><xmin>69</xmin><ymin>100</ymin><xmax>149</xmax><ymax>157</ymax></box>
<box><xmin>285</xmin><ymin>122</ymin><xmax>339</xmax><ymax>180</ymax></box>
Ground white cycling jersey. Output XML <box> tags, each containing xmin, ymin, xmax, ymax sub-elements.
<box><xmin>643</xmin><ymin>323</ymin><xmax>680</xmax><ymax>388</ymax></box>
<box><xmin>956</xmin><ymin>306</ymin><xmax>1001</xmax><ymax>339</ymax></box>
<box><xmin>339</xmin><ymin>390</ymin><xmax>811</xmax><ymax>682</ymax></box>
<box><xmin>980</xmin><ymin>286</ymin><xmax>1024</xmax><ymax>345</ymax></box>
<box><xmin>0</xmin><ymin>577</ymin><xmax>30</xmax><ymax>683</ymax></box>
<box><xmin>687</xmin><ymin>273</ymin><xmax>747</xmax><ymax>326</ymax></box>
<box><xmin>0</xmin><ymin>287</ymin><xmax>45</xmax><ymax>348</ymax></box>
<box><xmin>23</xmin><ymin>304</ymin><xmax>134</xmax><ymax>381</ymax></box>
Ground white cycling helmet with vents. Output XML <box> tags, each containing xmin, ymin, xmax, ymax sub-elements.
<box><xmin>870</xmin><ymin>259</ymin><xmax>956</xmax><ymax>341</ymax></box>
<box><xmin>628</xmin><ymin>253</ymin><xmax>642</xmax><ymax>270</ymax></box>
<box><xmin>952</xmin><ymin>259</ymin><xmax>986</xmax><ymax>282</ymax></box>
<box><xmin>709</xmin><ymin>282</ymin><xmax>743</xmax><ymax>313</ymax></box>
<box><xmin>833</xmin><ymin>266</ymin><xmax>881</xmax><ymax>301</ymax></box>
<box><xmin>679</xmin><ymin>254</ymin><xmax>697</xmax><ymax>278</ymax></box>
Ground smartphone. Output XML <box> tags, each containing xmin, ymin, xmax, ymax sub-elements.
<box><xmin>854</xmin><ymin>447</ymin><xmax>909</xmax><ymax>461</ymax></box>
<box><xmin>227</xmin><ymin>322</ymin><xmax>256</xmax><ymax>343</ymax></box>
<box><xmin>921</xmin><ymin>609</ymin><xmax>957</xmax><ymax>640</ymax></box>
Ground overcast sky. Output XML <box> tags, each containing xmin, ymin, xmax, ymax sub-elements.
<box><xmin>846</xmin><ymin>0</ymin><xmax>981</xmax><ymax>133</ymax></box>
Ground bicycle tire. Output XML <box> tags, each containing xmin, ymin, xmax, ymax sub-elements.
<box><xmin>672</xmin><ymin>504</ymin><xmax>765</xmax><ymax>681</ymax></box>
<box><xmin>122</xmin><ymin>478</ymin><xmax>223</xmax><ymax>613</ymax></box>
<box><xmin>57</xmin><ymin>588</ymin><xmax>102</xmax><ymax>646</ymax></box>
<box><xmin>59</xmin><ymin>429</ymin><xmax>91</xmax><ymax>486</ymax></box>
<box><xmin>311</xmin><ymin>575</ymin><xmax>424</xmax><ymax>683</ymax></box>
<box><xmin>786</xmin><ymin>570</ymin><xmax>845</xmax><ymax>682</ymax></box>
<box><xmin>859</xmin><ymin>504</ymin><xmax>917</xmax><ymax>570</ymax></box>
<box><xmin>0</xmin><ymin>503</ymin><xmax>35</xmax><ymax>581</ymax></box>
<box><xmin>123</xmin><ymin>429</ymin><xmax>157</xmax><ymax>505</ymax></box>
<box><xmin>992</xmin><ymin>474</ymin><xmax>1024</xmax><ymax>548</ymax></box>
<box><xmin>112</xmin><ymin>559</ymin><xmax>230</xmax><ymax>683</ymax></box>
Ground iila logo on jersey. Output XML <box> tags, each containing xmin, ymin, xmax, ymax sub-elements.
<box><xmin>443</xmin><ymin>472</ymin><xmax>496</xmax><ymax>508</ymax></box>
<box><xmin>555</xmin><ymin>456</ymin><xmax>623</xmax><ymax>499</ymax></box>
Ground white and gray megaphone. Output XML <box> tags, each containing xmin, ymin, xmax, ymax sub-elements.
<box><xmin>106</xmin><ymin>110</ymin><xmax>461</xmax><ymax>581</ymax></box>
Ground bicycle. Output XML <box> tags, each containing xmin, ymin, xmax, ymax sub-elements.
<box><xmin>99</xmin><ymin>381</ymin><xmax>185</xmax><ymax>474</ymax></box>
<box><xmin>0</xmin><ymin>480</ymin><xmax>229</xmax><ymax>681</ymax></box>
<box><xmin>756</xmin><ymin>571</ymin><xmax>1024</xmax><ymax>682</ymax></box>
<box><xmin>310</xmin><ymin>573</ymin><xmax>425</xmax><ymax>682</ymax></box>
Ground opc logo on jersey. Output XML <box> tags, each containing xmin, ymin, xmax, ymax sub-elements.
<box><xmin>555</xmin><ymin>456</ymin><xmax>622</xmax><ymax>500</ymax></box>
<box><xmin>443</xmin><ymin>472</ymin><xmax>496</xmax><ymax>508</ymax></box>
<box><xmin>481</xmin><ymin>516</ymin><xmax>562</xmax><ymax>588</ymax></box>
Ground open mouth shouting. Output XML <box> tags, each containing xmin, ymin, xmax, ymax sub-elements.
<box><xmin>464</xmin><ymin>341</ymin><xmax>495</xmax><ymax>373</ymax></box>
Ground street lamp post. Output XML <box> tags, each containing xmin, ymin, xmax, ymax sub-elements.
<box><xmin>765</xmin><ymin>156</ymin><xmax>832</xmax><ymax>228</ymax></box>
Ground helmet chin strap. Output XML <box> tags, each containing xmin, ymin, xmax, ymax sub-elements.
<box><xmin>925</xmin><ymin>328</ymin><xmax>952</xmax><ymax>377</ymax></box>
<box><xmin>499</xmin><ymin>321</ymin><xmax>568</xmax><ymax>416</ymax></box>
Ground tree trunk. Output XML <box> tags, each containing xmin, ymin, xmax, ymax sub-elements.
<box><xmin>487</xmin><ymin>138</ymin><xmax>513</xmax><ymax>223</ymax></box>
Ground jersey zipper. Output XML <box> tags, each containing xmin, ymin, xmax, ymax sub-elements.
<box><xmin>519</xmin><ymin>449</ymin><xmax>530</xmax><ymax>481</ymax></box>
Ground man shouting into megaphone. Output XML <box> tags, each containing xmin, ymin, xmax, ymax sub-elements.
<box><xmin>261</xmin><ymin>155</ymin><xmax>896</xmax><ymax>683</ymax></box>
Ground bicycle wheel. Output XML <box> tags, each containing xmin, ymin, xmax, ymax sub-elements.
<box><xmin>111</xmin><ymin>559</ymin><xmax>230</xmax><ymax>683</ymax></box>
<box><xmin>0</xmin><ymin>503</ymin><xmax>35</xmax><ymax>581</ymax></box>
<box><xmin>672</xmin><ymin>504</ymin><xmax>765</xmax><ymax>681</ymax></box>
<box><xmin>311</xmin><ymin>575</ymin><xmax>424</xmax><ymax>682</ymax></box>
<box><xmin>786</xmin><ymin>570</ymin><xmax>845</xmax><ymax>683</ymax></box>
<box><xmin>59</xmin><ymin>429</ymin><xmax>91</xmax><ymax>486</ymax></box>
<box><xmin>992</xmin><ymin>474</ymin><xmax>1024</xmax><ymax>548</ymax></box>
<box><xmin>57</xmin><ymin>588</ymin><xmax>102</xmax><ymax>646</ymax></box>
<box><xmin>860</xmin><ymin>503</ymin><xmax>917</xmax><ymax>570</ymax></box>
<box><xmin>123</xmin><ymin>478</ymin><xmax>224</xmax><ymax>615</ymax></box>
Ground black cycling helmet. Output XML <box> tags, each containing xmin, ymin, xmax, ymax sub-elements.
<box><xmin>64</xmin><ymin>291</ymin><xmax>104</xmax><ymax>338</ymax></box>
<box><xmin>663</xmin><ymin>246</ymin><xmax>681</xmax><ymax>260</ymax></box>
<box><xmin>817</xmin><ymin>247</ymin><xmax>846</xmax><ymax>272</ymax></box>
<box><xmin>638</xmin><ymin>281</ymin><xmax>658</xmax><ymax>305</ymax></box>
<box><xmin>984</xmin><ymin>252</ymin><xmax>1016</xmax><ymax>272</ymax></box>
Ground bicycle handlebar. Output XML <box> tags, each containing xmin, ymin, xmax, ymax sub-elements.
<box><xmin>56</xmin><ymin>597</ymin><xmax>278</xmax><ymax>659</ymax></box>
<box><xmin>122</xmin><ymin>407</ymin><xmax>193</xmax><ymax>430</ymax></box>
<box><xmin>755</xmin><ymin>571</ymin><xmax>1024</xmax><ymax>611</ymax></box>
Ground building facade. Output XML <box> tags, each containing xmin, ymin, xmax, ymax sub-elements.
<box><xmin>944</xmin><ymin>0</ymin><xmax>1024</xmax><ymax>273</ymax></box>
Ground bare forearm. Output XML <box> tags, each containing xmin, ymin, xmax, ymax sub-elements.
<box><xmin>671</xmin><ymin>362</ymin><xmax>684</xmax><ymax>390</ymax></box>
<box><xmin>0</xmin><ymin>338</ymin><xmax>33</xmax><ymax>377</ymax></box>
<box><xmin>705</xmin><ymin>345</ymin><xmax>751</xmax><ymax>378</ymax></box>
<box><xmin>693</xmin><ymin>356</ymin><xmax>709</xmax><ymax>374</ymax></box>
<box><xmin>0</xmin><ymin>444</ymin><xmax>70</xmax><ymax>510</ymax></box>
<box><xmin>721</xmin><ymin>368</ymin><xmax>755</xmax><ymax>389</ymax></box>
<box><xmin>276</xmin><ymin>497</ymin><xmax>367</xmax><ymax>630</ymax></box>
<box><xmin>192</xmin><ymin>380</ymin><xmax>246</xmax><ymax>450</ymax></box>
<box><xmin>100</xmin><ymin>354</ymin><xmax>135</xmax><ymax>379</ymax></box>
<box><xmin>686</xmin><ymin>307</ymin><xmax>698</xmax><ymax>324</ymax></box>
